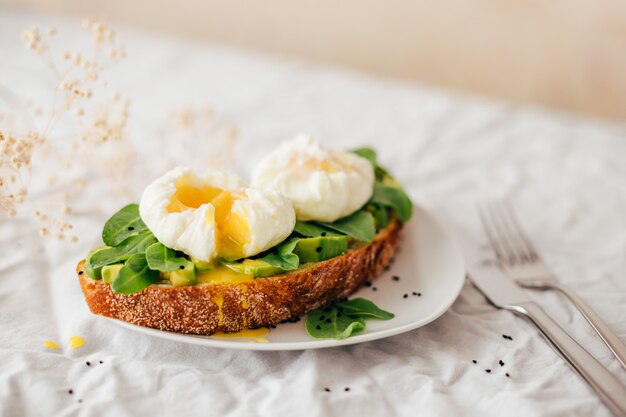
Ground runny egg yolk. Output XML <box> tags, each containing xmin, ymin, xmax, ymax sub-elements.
<box><xmin>166</xmin><ymin>176</ymin><xmax>249</xmax><ymax>260</ymax></box>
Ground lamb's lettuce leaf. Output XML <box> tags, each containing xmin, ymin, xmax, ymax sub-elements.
<box><xmin>305</xmin><ymin>297</ymin><xmax>394</xmax><ymax>339</ymax></box>
<box><xmin>112</xmin><ymin>253</ymin><xmax>159</xmax><ymax>294</ymax></box>
<box><xmin>145</xmin><ymin>242</ymin><xmax>193</xmax><ymax>272</ymax></box>
<box><xmin>102</xmin><ymin>203</ymin><xmax>148</xmax><ymax>246</ymax></box>
<box><xmin>89</xmin><ymin>230</ymin><xmax>157</xmax><ymax>269</ymax></box>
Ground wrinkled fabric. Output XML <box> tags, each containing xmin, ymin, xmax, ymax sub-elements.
<box><xmin>1</xmin><ymin>10</ymin><xmax>626</xmax><ymax>417</ymax></box>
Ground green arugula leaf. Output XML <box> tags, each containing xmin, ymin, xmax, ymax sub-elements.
<box><xmin>352</xmin><ymin>147</ymin><xmax>389</xmax><ymax>180</ymax></box>
<box><xmin>370</xmin><ymin>182</ymin><xmax>413</xmax><ymax>222</ymax></box>
<box><xmin>112</xmin><ymin>253</ymin><xmax>159</xmax><ymax>294</ymax></box>
<box><xmin>293</xmin><ymin>221</ymin><xmax>338</xmax><ymax>237</ymax></box>
<box><xmin>352</xmin><ymin>148</ymin><xmax>412</xmax><ymax>221</ymax></box>
<box><xmin>367</xmin><ymin>203</ymin><xmax>389</xmax><ymax>229</ymax></box>
<box><xmin>336</xmin><ymin>297</ymin><xmax>395</xmax><ymax>320</ymax></box>
<box><xmin>145</xmin><ymin>242</ymin><xmax>193</xmax><ymax>272</ymax></box>
<box><xmin>352</xmin><ymin>147</ymin><xmax>377</xmax><ymax>165</ymax></box>
<box><xmin>89</xmin><ymin>230</ymin><xmax>157</xmax><ymax>269</ymax></box>
<box><xmin>305</xmin><ymin>307</ymin><xmax>366</xmax><ymax>339</ymax></box>
<box><xmin>258</xmin><ymin>238</ymin><xmax>301</xmax><ymax>271</ymax></box>
<box><xmin>319</xmin><ymin>210</ymin><xmax>376</xmax><ymax>242</ymax></box>
<box><xmin>305</xmin><ymin>297</ymin><xmax>394</xmax><ymax>340</ymax></box>
<box><xmin>102</xmin><ymin>203</ymin><xmax>148</xmax><ymax>246</ymax></box>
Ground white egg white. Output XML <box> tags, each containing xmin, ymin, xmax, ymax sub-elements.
<box><xmin>139</xmin><ymin>166</ymin><xmax>295</xmax><ymax>262</ymax></box>
<box><xmin>251</xmin><ymin>135</ymin><xmax>375</xmax><ymax>222</ymax></box>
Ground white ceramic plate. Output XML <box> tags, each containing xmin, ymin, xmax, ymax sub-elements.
<box><xmin>110</xmin><ymin>206</ymin><xmax>466</xmax><ymax>350</ymax></box>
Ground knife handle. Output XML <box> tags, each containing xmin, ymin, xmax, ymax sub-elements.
<box><xmin>510</xmin><ymin>301</ymin><xmax>626</xmax><ymax>417</ymax></box>
<box><xmin>520</xmin><ymin>279</ymin><xmax>626</xmax><ymax>370</ymax></box>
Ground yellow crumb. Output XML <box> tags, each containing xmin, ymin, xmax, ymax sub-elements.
<box><xmin>69</xmin><ymin>336</ymin><xmax>85</xmax><ymax>349</ymax></box>
<box><xmin>43</xmin><ymin>340</ymin><xmax>58</xmax><ymax>349</ymax></box>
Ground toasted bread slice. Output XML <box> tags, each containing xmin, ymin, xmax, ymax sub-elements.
<box><xmin>77</xmin><ymin>219</ymin><xmax>402</xmax><ymax>335</ymax></box>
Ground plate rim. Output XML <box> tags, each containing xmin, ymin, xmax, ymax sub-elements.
<box><xmin>107</xmin><ymin>205</ymin><xmax>466</xmax><ymax>351</ymax></box>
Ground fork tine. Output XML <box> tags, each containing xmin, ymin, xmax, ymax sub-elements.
<box><xmin>486</xmin><ymin>203</ymin><xmax>520</xmax><ymax>264</ymax></box>
<box><xmin>477</xmin><ymin>204</ymin><xmax>506</xmax><ymax>263</ymax></box>
<box><xmin>491</xmin><ymin>202</ymin><xmax>526</xmax><ymax>264</ymax></box>
<box><xmin>501</xmin><ymin>200</ymin><xmax>539</xmax><ymax>262</ymax></box>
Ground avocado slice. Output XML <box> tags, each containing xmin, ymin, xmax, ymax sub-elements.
<box><xmin>293</xmin><ymin>236</ymin><xmax>349</xmax><ymax>262</ymax></box>
<box><xmin>223</xmin><ymin>259</ymin><xmax>283</xmax><ymax>277</ymax></box>
<box><xmin>85</xmin><ymin>246</ymin><xmax>109</xmax><ymax>279</ymax></box>
<box><xmin>166</xmin><ymin>262</ymin><xmax>197</xmax><ymax>286</ymax></box>
<box><xmin>191</xmin><ymin>258</ymin><xmax>213</xmax><ymax>273</ymax></box>
<box><xmin>101</xmin><ymin>264</ymin><xmax>124</xmax><ymax>284</ymax></box>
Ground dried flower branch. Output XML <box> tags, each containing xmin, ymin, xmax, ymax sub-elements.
<box><xmin>2</xmin><ymin>18</ymin><xmax>240</xmax><ymax>244</ymax></box>
<box><xmin>1</xmin><ymin>19</ymin><xmax>129</xmax><ymax>242</ymax></box>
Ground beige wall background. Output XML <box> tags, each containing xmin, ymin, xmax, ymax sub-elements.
<box><xmin>5</xmin><ymin>0</ymin><xmax>626</xmax><ymax>121</ymax></box>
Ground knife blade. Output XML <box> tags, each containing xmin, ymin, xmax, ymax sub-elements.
<box><xmin>467</xmin><ymin>259</ymin><xmax>531</xmax><ymax>308</ymax></box>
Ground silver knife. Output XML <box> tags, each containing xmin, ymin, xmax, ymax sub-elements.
<box><xmin>467</xmin><ymin>258</ymin><xmax>626</xmax><ymax>417</ymax></box>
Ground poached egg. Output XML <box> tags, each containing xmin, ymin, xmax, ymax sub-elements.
<box><xmin>139</xmin><ymin>166</ymin><xmax>295</xmax><ymax>262</ymax></box>
<box><xmin>251</xmin><ymin>135</ymin><xmax>374</xmax><ymax>222</ymax></box>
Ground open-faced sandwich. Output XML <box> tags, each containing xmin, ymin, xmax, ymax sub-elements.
<box><xmin>77</xmin><ymin>135</ymin><xmax>412</xmax><ymax>337</ymax></box>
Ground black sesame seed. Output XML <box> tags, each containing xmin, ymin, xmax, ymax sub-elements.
<box><xmin>99</xmin><ymin>360</ymin><xmax>103</xmax><ymax>364</ymax></box>
<box><xmin>403</xmin><ymin>293</ymin><xmax>408</xmax><ymax>298</ymax></box>
<box><xmin>344</xmin><ymin>387</ymin><xmax>350</xmax><ymax>392</ymax></box>
<box><xmin>319</xmin><ymin>315</ymin><xmax>326</xmax><ymax>320</ymax></box>
<box><xmin>78</xmin><ymin>271</ymin><xmax>84</xmax><ymax>275</ymax></box>
<box><xmin>372</xmin><ymin>287</ymin><xmax>378</xmax><ymax>291</ymax></box>
<box><xmin>472</xmin><ymin>360</ymin><xmax>477</xmax><ymax>364</ymax></box>
<box><xmin>324</xmin><ymin>387</ymin><xmax>331</xmax><ymax>392</ymax></box>
<box><xmin>499</xmin><ymin>360</ymin><xmax>505</xmax><ymax>367</ymax></box>
<box><xmin>68</xmin><ymin>389</ymin><xmax>73</xmax><ymax>395</ymax></box>
<box><xmin>179</xmin><ymin>265</ymin><xmax>185</xmax><ymax>269</ymax></box>
<box><xmin>86</xmin><ymin>361</ymin><xmax>91</xmax><ymax>366</ymax></box>
<box><xmin>325</xmin><ymin>318</ymin><xmax>331</xmax><ymax>323</ymax></box>
<box><xmin>316</xmin><ymin>325</ymin><xmax>321</xmax><ymax>330</ymax></box>
<box><xmin>417</xmin><ymin>293</ymin><xmax>422</xmax><ymax>297</ymax></box>
<box><xmin>502</xmin><ymin>334</ymin><xmax>513</xmax><ymax>340</ymax></box>
<box><xmin>127</xmin><ymin>226</ymin><xmax>134</xmax><ymax>231</ymax></box>
<box><xmin>412</xmin><ymin>292</ymin><xmax>418</xmax><ymax>296</ymax></box>
<box><xmin>365</xmin><ymin>281</ymin><xmax>372</xmax><ymax>287</ymax></box>
<box><xmin>321</xmin><ymin>232</ymin><xmax>327</xmax><ymax>237</ymax></box>
<box><xmin>485</xmin><ymin>369</ymin><xmax>491</xmax><ymax>373</ymax></box>
<box><xmin>315</xmin><ymin>247</ymin><xmax>322</xmax><ymax>253</ymax></box>
<box><xmin>505</xmin><ymin>373</ymin><xmax>510</xmax><ymax>378</ymax></box>
<box><xmin>392</xmin><ymin>275</ymin><xmax>400</xmax><ymax>281</ymax></box>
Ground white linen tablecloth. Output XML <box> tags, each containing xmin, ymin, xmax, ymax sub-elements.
<box><xmin>1</xmin><ymin>10</ymin><xmax>625</xmax><ymax>417</ymax></box>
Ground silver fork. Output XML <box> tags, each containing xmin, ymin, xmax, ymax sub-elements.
<box><xmin>480</xmin><ymin>201</ymin><xmax>626</xmax><ymax>369</ymax></box>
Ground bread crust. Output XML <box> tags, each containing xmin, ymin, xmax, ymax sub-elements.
<box><xmin>77</xmin><ymin>220</ymin><xmax>402</xmax><ymax>335</ymax></box>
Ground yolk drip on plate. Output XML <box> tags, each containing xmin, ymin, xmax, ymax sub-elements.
<box><xmin>166</xmin><ymin>176</ymin><xmax>249</xmax><ymax>260</ymax></box>
<box><xmin>69</xmin><ymin>336</ymin><xmax>85</xmax><ymax>349</ymax></box>
<box><xmin>43</xmin><ymin>340</ymin><xmax>59</xmax><ymax>349</ymax></box>
<box><xmin>212</xmin><ymin>327</ymin><xmax>270</xmax><ymax>342</ymax></box>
